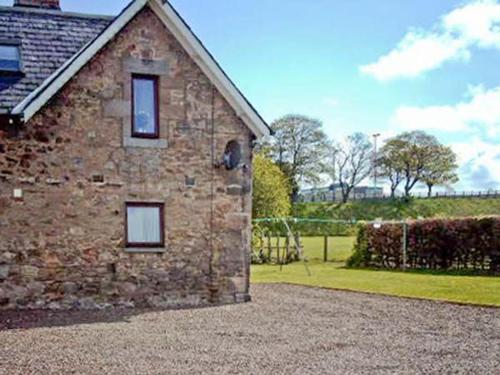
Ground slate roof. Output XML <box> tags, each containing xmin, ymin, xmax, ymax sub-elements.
<box><xmin>0</xmin><ymin>6</ymin><xmax>112</xmax><ymax>113</ymax></box>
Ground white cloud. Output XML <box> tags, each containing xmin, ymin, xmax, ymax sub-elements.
<box><xmin>360</xmin><ymin>32</ymin><xmax>469</xmax><ymax>81</ymax></box>
<box><xmin>388</xmin><ymin>84</ymin><xmax>500</xmax><ymax>190</ymax></box>
<box><xmin>391</xmin><ymin>105</ymin><xmax>469</xmax><ymax>132</ymax></box>
<box><xmin>360</xmin><ymin>0</ymin><xmax>500</xmax><ymax>81</ymax></box>
<box><xmin>390</xmin><ymin>85</ymin><xmax>500</xmax><ymax>137</ymax></box>
<box><xmin>322</xmin><ymin>97</ymin><xmax>340</xmax><ymax>107</ymax></box>
<box><xmin>450</xmin><ymin>137</ymin><xmax>500</xmax><ymax>189</ymax></box>
<box><xmin>444</xmin><ymin>0</ymin><xmax>500</xmax><ymax>48</ymax></box>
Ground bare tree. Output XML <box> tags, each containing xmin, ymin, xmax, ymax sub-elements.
<box><xmin>324</xmin><ymin>141</ymin><xmax>339</xmax><ymax>184</ymax></box>
<box><xmin>335</xmin><ymin>133</ymin><xmax>373</xmax><ymax>203</ymax></box>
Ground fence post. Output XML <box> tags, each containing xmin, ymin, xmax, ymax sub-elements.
<box><xmin>324</xmin><ymin>235</ymin><xmax>328</xmax><ymax>262</ymax></box>
<box><xmin>267</xmin><ymin>231</ymin><xmax>272</xmax><ymax>261</ymax></box>
<box><xmin>294</xmin><ymin>231</ymin><xmax>302</xmax><ymax>260</ymax></box>
<box><xmin>402</xmin><ymin>221</ymin><xmax>408</xmax><ymax>270</ymax></box>
<box><xmin>276</xmin><ymin>233</ymin><xmax>280</xmax><ymax>264</ymax></box>
<box><xmin>285</xmin><ymin>234</ymin><xmax>290</xmax><ymax>264</ymax></box>
<box><xmin>259</xmin><ymin>232</ymin><xmax>264</xmax><ymax>258</ymax></box>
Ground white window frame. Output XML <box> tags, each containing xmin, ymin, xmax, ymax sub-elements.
<box><xmin>125</xmin><ymin>202</ymin><xmax>165</xmax><ymax>249</ymax></box>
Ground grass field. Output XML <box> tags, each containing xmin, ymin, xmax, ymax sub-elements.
<box><xmin>252</xmin><ymin>236</ymin><xmax>500</xmax><ymax>307</ymax></box>
<box><xmin>293</xmin><ymin>197</ymin><xmax>500</xmax><ymax>221</ymax></box>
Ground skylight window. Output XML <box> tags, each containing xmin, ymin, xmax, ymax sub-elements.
<box><xmin>0</xmin><ymin>45</ymin><xmax>21</xmax><ymax>72</ymax></box>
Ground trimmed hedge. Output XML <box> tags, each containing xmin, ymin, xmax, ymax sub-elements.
<box><xmin>348</xmin><ymin>217</ymin><xmax>500</xmax><ymax>273</ymax></box>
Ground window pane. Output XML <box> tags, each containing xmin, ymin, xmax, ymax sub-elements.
<box><xmin>133</xmin><ymin>78</ymin><xmax>157</xmax><ymax>135</ymax></box>
<box><xmin>127</xmin><ymin>206</ymin><xmax>161</xmax><ymax>244</ymax></box>
<box><xmin>0</xmin><ymin>46</ymin><xmax>20</xmax><ymax>71</ymax></box>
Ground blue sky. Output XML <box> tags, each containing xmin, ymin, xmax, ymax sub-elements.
<box><xmin>3</xmin><ymin>0</ymin><xmax>499</xmax><ymax>191</ymax></box>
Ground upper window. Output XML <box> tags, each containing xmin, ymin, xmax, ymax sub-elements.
<box><xmin>125</xmin><ymin>202</ymin><xmax>164</xmax><ymax>248</ymax></box>
<box><xmin>132</xmin><ymin>74</ymin><xmax>159</xmax><ymax>139</ymax></box>
<box><xmin>0</xmin><ymin>45</ymin><xmax>21</xmax><ymax>72</ymax></box>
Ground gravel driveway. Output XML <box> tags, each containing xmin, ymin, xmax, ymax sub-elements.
<box><xmin>0</xmin><ymin>284</ymin><xmax>499</xmax><ymax>374</ymax></box>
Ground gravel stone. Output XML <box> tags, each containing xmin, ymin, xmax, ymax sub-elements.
<box><xmin>0</xmin><ymin>265</ymin><xmax>9</xmax><ymax>281</ymax></box>
<box><xmin>0</xmin><ymin>284</ymin><xmax>498</xmax><ymax>374</ymax></box>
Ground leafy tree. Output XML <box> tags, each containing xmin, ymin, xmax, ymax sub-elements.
<box><xmin>274</xmin><ymin>161</ymin><xmax>300</xmax><ymax>202</ymax></box>
<box><xmin>258</xmin><ymin>114</ymin><xmax>329</xmax><ymax>199</ymax></box>
<box><xmin>378</xmin><ymin>139</ymin><xmax>406</xmax><ymax>198</ymax></box>
<box><xmin>379</xmin><ymin>131</ymin><xmax>458</xmax><ymax>198</ymax></box>
<box><xmin>252</xmin><ymin>153</ymin><xmax>291</xmax><ymax>218</ymax></box>
<box><xmin>334</xmin><ymin>133</ymin><xmax>373</xmax><ymax>203</ymax></box>
<box><xmin>398</xmin><ymin>131</ymin><xmax>438</xmax><ymax>197</ymax></box>
<box><xmin>421</xmin><ymin>145</ymin><xmax>459</xmax><ymax>196</ymax></box>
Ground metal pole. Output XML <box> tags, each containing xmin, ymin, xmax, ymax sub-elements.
<box><xmin>332</xmin><ymin>148</ymin><xmax>337</xmax><ymax>185</ymax></box>
<box><xmin>323</xmin><ymin>236</ymin><xmax>328</xmax><ymax>263</ymax></box>
<box><xmin>330</xmin><ymin>147</ymin><xmax>338</xmax><ymax>202</ymax></box>
<box><xmin>402</xmin><ymin>221</ymin><xmax>408</xmax><ymax>270</ymax></box>
<box><xmin>372</xmin><ymin>133</ymin><xmax>381</xmax><ymax>190</ymax></box>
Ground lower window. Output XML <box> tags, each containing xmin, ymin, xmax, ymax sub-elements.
<box><xmin>126</xmin><ymin>202</ymin><xmax>164</xmax><ymax>248</ymax></box>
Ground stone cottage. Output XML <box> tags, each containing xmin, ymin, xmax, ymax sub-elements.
<box><xmin>0</xmin><ymin>0</ymin><xmax>270</xmax><ymax>309</ymax></box>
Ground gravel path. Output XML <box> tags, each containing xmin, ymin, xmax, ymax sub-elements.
<box><xmin>1</xmin><ymin>284</ymin><xmax>499</xmax><ymax>374</ymax></box>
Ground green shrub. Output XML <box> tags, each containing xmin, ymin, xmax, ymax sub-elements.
<box><xmin>253</xmin><ymin>154</ymin><xmax>291</xmax><ymax>219</ymax></box>
<box><xmin>346</xmin><ymin>224</ymin><xmax>370</xmax><ymax>268</ymax></box>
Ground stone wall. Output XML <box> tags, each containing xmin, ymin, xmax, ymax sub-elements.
<box><xmin>0</xmin><ymin>6</ymin><xmax>254</xmax><ymax>310</ymax></box>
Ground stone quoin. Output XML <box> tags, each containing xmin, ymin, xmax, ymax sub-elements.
<box><xmin>0</xmin><ymin>0</ymin><xmax>270</xmax><ymax>309</ymax></box>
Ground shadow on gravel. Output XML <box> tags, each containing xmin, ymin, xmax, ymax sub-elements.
<box><xmin>0</xmin><ymin>304</ymin><xmax>226</xmax><ymax>331</ymax></box>
<box><xmin>0</xmin><ymin>308</ymin><xmax>149</xmax><ymax>331</ymax></box>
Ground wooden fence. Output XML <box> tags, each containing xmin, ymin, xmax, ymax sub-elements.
<box><xmin>253</xmin><ymin>232</ymin><xmax>335</xmax><ymax>264</ymax></box>
<box><xmin>254</xmin><ymin>232</ymin><xmax>302</xmax><ymax>264</ymax></box>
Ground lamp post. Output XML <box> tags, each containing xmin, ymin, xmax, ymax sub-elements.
<box><xmin>330</xmin><ymin>145</ymin><xmax>339</xmax><ymax>202</ymax></box>
<box><xmin>372</xmin><ymin>133</ymin><xmax>381</xmax><ymax>190</ymax></box>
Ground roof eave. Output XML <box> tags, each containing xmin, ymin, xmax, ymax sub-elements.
<box><xmin>151</xmin><ymin>0</ymin><xmax>270</xmax><ymax>138</ymax></box>
<box><xmin>12</xmin><ymin>0</ymin><xmax>147</xmax><ymax>121</ymax></box>
<box><xmin>12</xmin><ymin>0</ymin><xmax>270</xmax><ymax>138</ymax></box>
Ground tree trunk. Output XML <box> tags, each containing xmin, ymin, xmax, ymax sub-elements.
<box><xmin>390</xmin><ymin>186</ymin><xmax>397</xmax><ymax>198</ymax></box>
<box><xmin>427</xmin><ymin>184</ymin><xmax>433</xmax><ymax>198</ymax></box>
<box><xmin>341</xmin><ymin>187</ymin><xmax>350</xmax><ymax>203</ymax></box>
<box><xmin>404</xmin><ymin>178</ymin><xmax>417</xmax><ymax>197</ymax></box>
<box><xmin>403</xmin><ymin>177</ymin><xmax>411</xmax><ymax>197</ymax></box>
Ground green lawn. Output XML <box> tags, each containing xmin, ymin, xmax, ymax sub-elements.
<box><xmin>252</xmin><ymin>236</ymin><xmax>500</xmax><ymax>307</ymax></box>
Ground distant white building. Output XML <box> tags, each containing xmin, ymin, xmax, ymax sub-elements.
<box><xmin>298</xmin><ymin>184</ymin><xmax>384</xmax><ymax>202</ymax></box>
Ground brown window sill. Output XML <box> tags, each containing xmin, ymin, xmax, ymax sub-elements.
<box><xmin>125</xmin><ymin>247</ymin><xmax>166</xmax><ymax>254</ymax></box>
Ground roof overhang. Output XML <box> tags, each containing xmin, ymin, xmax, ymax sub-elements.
<box><xmin>11</xmin><ymin>0</ymin><xmax>270</xmax><ymax>138</ymax></box>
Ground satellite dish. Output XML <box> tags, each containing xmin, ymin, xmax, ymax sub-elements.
<box><xmin>223</xmin><ymin>140</ymin><xmax>242</xmax><ymax>170</ymax></box>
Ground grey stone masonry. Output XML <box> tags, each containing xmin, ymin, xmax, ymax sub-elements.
<box><xmin>123</xmin><ymin>57</ymin><xmax>170</xmax><ymax>76</ymax></box>
<box><xmin>0</xmin><ymin>6</ymin><xmax>254</xmax><ymax>310</ymax></box>
<box><xmin>102</xmin><ymin>57</ymin><xmax>172</xmax><ymax>149</ymax></box>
